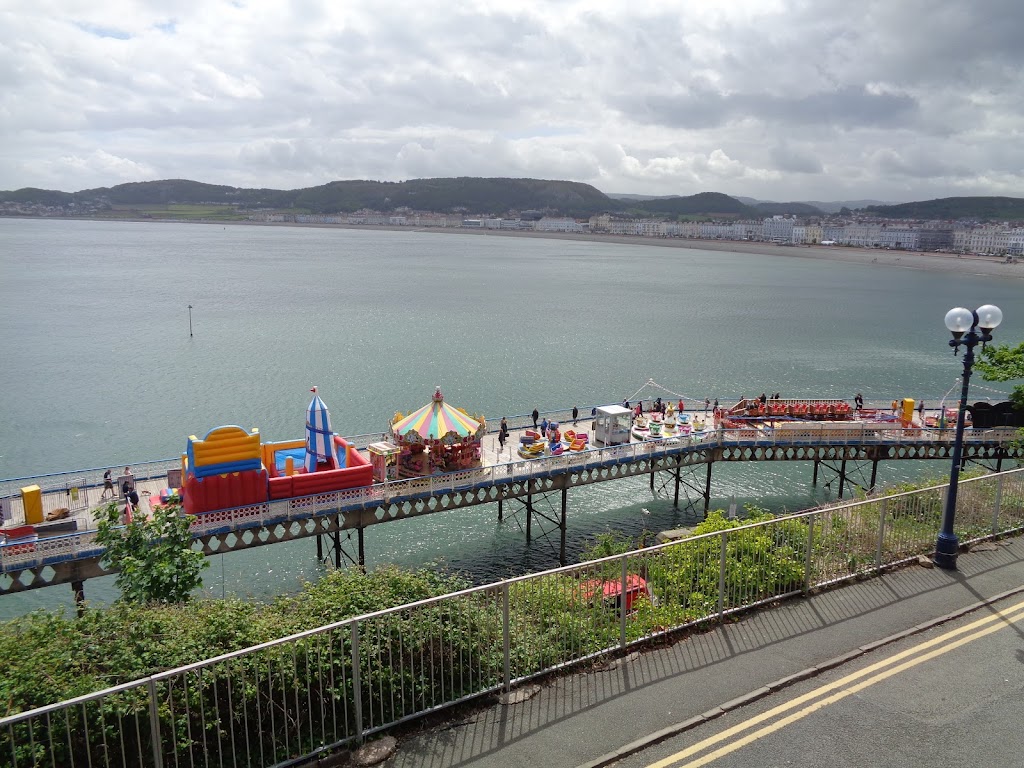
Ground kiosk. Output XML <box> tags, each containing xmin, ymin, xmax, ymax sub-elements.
<box><xmin>594</xmin><ymin>405</ymin><xmax>632</xmax><ymax>446</ymax></box>
<box><xmin>368</xmin><ymin>441</ymin><xmax>401</xmax><ymax>482</ymax></box>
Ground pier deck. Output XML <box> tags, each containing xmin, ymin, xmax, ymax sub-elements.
<box><xmin>2</xmin><ymin>406</ymin><xmax>1020</xmax><ymax>597</ymax></box>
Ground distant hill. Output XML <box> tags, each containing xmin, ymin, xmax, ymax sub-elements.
<box><xmin>735</xmin><ymin>197</ymin><xmax>892</xmax><ymax>214</ymax></box>
<box><xmin>1</xmin><ymin>178</ymin><xmax>616</xmax><ymax>218</ymax></box>
<box><xmin>627</xmin><ymin>192</ymin><xmax>754</xmax><ymax>218</ymax></box>
<box><xmin>862</xmin><ymin>196</ymin><xmax>1024</xmax><ymax>222</ymax></box>
<box><xmin>3</xmin><ymin>180</ymin><xmax>1020</xmax><ymax>222</ymax></box>
<box><xmin>751</xmin><ymin>202</ymin><xmax>823</xmax><ymax>216</ymax></box>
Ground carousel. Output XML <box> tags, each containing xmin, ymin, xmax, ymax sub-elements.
<box><xmin>390</xmin><ymin>387</ymin><xmax>486</xmax><ymax>477</ymax></box>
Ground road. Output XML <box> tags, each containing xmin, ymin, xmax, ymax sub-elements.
<box><xmin>612</xmin><ymin>594</ymin><xmax>1024</xmax><ymax>768</ymax></box>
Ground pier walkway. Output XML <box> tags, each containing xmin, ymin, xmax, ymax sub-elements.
<box><xmin>1</xmin><ymin>405</ymin><xmax>1020</xmax><ymax>598</ymax></box>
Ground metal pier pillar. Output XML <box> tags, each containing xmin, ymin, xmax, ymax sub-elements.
<box><xmin>812</xmin><ymin>459</ymin><xmax>819</xmax><ymax>485</ymax></box>
<box><xmin>869</xmin><ymin>459</ymin><xmax>879</xmax><ymax>492</ymax></box>
<box><xmin>673</xmin><ymin>464</ymin><xmax>681</xmax><ymax>508</ymax></box>
<box><xmin>526</xmin><ymin>486</ymin><xmax>533</xmax><ymax>543</ymax></box>
<box><xmin>498</xmin><ymin>497</ymin><xmax>503</xmax><ymax>521</ymax></box>
<box><xmin>316</xmin><ymin>534</ymin><xmax>323</xmax><ymax>562</ymax></box>
<box><xmin>332</xmin><ymin>529</ymin><xmax>342</xmax><ymax>568</ymax></box>
<box><xmin>71</xmin><ymin>580</ymin><xmax>85</xmax><ymax>617</ymax></box>
<box><xmin>838</xmin><ymin>459</ymin><xmax>848</xmax><ymax>498</ymax></box>
<box><xmin>704</xmin><ymin>462</ymin><xmax>713</xmax><ymax>512</ymax></box>
<box><xmin>358</xmin><ymin>526</ymin><xmax>365</xmax><ymax>569</ymax></box>
<box><xmin>560</xmin><ymin>487</ymin><xmax>567</xmax><ymax>567</ymax></box>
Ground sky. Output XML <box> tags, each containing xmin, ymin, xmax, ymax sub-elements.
<box><xmin>2</xmin><ymin>0</ymin><xmax>1023</xmax><ymax>203</ymax></box>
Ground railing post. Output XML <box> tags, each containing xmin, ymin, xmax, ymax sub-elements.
<box><xmin>619</xmin><ymin>557</ymin><xmax>628</xmax><ymax>650</ymax></box>
<box><xmin>876</xmin><ymin>498</ymin><xmax>888</xmax><ymax>568</ymax></box>
<box><xmin>147</xmin><ymin>677</ymin><xmax>164</xmax><ymax>768</ymax></box>
<box><xmin>351</xmin><ymin>623</ymin><xmax>363</xmax><ymax>743</ymax></box>
<box><xmin>991</xmin><ymin>474</ymin><xmax>1004</xmax><ymax>536</ymax></box>
<box><xmin>718</xmin><ymin>531</ymin><xmax>727</xmax><ymax>618</ymax></box>
<box><xmin>804</xmin><ymin>515</ymin><xmax>815</xmax><ymax>595</ymax></box>
<box><xmin>502</xmin><ymin>583</ymin><xmax>511</xmax><ymax>692</ymax></box>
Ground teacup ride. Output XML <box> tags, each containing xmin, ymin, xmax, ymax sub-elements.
<box><xmin>518</xmin><ymin>430</ymin><xmax>547</xmax><ymax>459</ymax></box>
<box><xmin>631</xmin><ymin>414</ymin><xmax>651</xmax><ymax>441</ymax></box>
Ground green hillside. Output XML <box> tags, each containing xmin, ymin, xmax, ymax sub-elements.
<box><xmin>862</xmin><ymin>196</ymin><xmax>1024</xmax><ymax>221</ymax></box>
<box><xmin>629</xmin><ymin>192</ymin><xmax>753</xmax><ymax>218</ymax></box>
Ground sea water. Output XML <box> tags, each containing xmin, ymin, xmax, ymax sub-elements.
<box><xmin>1</xmin><ymin>218</ymin><xmax>1021</xmax><ymax>617</ymax></box>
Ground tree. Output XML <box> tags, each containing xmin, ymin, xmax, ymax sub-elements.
<box><xmin>976</xmin><ymin>341</ymin><xmax>1024</xmax><ymax>410</ymax></box>
<box><xmin>94</xmin><ymin>501</ymin><xmax>209</xmax><ymax>603</ymax></box>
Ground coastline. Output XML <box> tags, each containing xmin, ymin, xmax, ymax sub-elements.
<box><xmin>9</xmin><ymin>215</ymin><xmax>1024</xmax><ymax>278</ymax></box>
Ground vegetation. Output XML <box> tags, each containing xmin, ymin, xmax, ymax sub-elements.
<box><xmin>861</xmin><ymin>196</ymin><xmax>1024</xmax><ymax>222</ymax></box>
<box><xmin>2</xmin><ymin>471</ymin><xmax>1021</xmax><ymax>766</ymax></box>
<box><xmin>976</xmin><ymin>341</ymin><xmax>1024</xmax><ymax>411</ymax></box>
<box><xmin>626</xmin><ymin>191</ymin><xmax>753</xmax><ymax>218</ymax></box>
<box><xmin>94</xmin><ymin>501</ymin><xmax>209</xmax><ymax>604</ymax></box>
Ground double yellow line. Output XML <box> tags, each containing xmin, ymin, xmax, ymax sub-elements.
<box><xmin>647</xmin><ymin>596</ymin><xmax>1024</xmax><ymax>768</ymax></box>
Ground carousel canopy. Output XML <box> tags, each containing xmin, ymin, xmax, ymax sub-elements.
<box><xmin>392</xmin><ymin>387</ymin><xmax>482</xmax><ymax>445</ymax></box>
<box><xmin>305</xmin><ymin>387</ymin><xmax>340</xmax><ymax>472</ymax></box>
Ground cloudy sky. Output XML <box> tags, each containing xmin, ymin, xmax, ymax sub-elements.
<box><xmin>3</xmin><ymin>0</ymin><xmax>1022</xmax><ymax>202</ymax></box>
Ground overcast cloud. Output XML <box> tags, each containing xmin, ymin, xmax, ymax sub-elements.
<box><xmin>2</xmin><ymin>0</ymin><xmax>1022</xmax><ymax>202</ymax></box>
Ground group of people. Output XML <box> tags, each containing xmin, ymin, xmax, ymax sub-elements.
<box><xmin>99</xmin><ymin>466</ymin><xmax>139</xmax><ymax>518</ymax></box>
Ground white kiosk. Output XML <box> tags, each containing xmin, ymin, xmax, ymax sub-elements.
<box><xmin>594</xmin><ymin>405</ymin><xmax>631</xmax><ymax>446</ymax></box>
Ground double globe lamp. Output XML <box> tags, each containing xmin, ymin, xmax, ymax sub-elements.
<box><xmin>934</xmin><ymin>303</ymin><xmax>1003</xmax><ymax>569</ymax></box>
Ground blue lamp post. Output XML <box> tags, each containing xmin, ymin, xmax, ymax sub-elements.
<box><xmin>934</xmin><ymin>304</ymin><xmax>1003</xmax><ymax>569</ymax></box>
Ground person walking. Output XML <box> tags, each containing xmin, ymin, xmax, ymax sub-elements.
<box><xmin>854</xmin><ymin>393</ymin><xmax>864</xmax><ymax>411</ymax></box>
<box><xmin>572</xmin><ymin>405</ymin><xmax>578</xmax><ymax>424</ymax></box>
<box><xmin>540</xmin><ymin>416</ymin><xmax>549</xmax><ymax>439</ymax></box>
<box><xmin>918</xmin><ymin>400</ymin><xmax>925</xmax><ymax>422</ymax></box>
<box><xmin>704</xmin><ymin>398</ymin><xmax>710</xmax><ymax>413</ymax></box>
<box><xmin>101</xmin><ymin>469</ymin><xmax>114</xmax><ymax>500</ymax></box>
<box><xmin>531</xmin><ymin>408</ymin><xmax>539</xmax><ymax>430</ymax></box>
<box><xmin>498</xmin><ymin>426</ymin><xmax>507</xmax><ymax>454</ymax></box>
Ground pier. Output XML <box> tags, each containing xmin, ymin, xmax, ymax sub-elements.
<box><xmin>1</xmin><ymin>404</ymin><xmax>1021</xmax><ymax>600</ymax></box>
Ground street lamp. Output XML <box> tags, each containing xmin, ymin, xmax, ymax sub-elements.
<box><xmin>934</xmin><ymin>303</ymin><xmax>1003</xmax><ymax>569</ymax></box>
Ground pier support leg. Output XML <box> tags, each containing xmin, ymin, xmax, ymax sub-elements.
<box><xmin>838</xmin><ymin>459</ymin><xmax>847</xmax><ymax>499</ymax></box>
<box><xmin>71</xmin><ymin>580</ymin><xmax>85</xmax><ymax>617</ymax></box>
<box><xmin>358</xmin><ymin>526</ymin><xmax>365</xmax><ymax>569</ymax></box>
<box><xmin>812</xmin><ymin>459</ymin><xmax>819</xmax><ymax>486</ymax></box>
<box><xmin>649</xmin><ymin>466</ymin><xmax>654</xmax><ymax>491</ymax></box>
<box><xmin>996</xmin><ymin>457</ymin><xmax>1003</xmax><ymax>472</ymax></box>
<box><xmin>704</xmin><ymin>462</ymin><xmax>713</xmax><ymax>513</ymax></box>
<box><xmin>498</xmin><ymin>497</ymin><xmax>503</xmax><ymax>522</ymax></box>
<box><xmin>869</xmin><ymin>460</ymin><xmax>879</xmax><ymax>493</ymax></box>
<box><xmin>673</xmin><ymin>464</ymin><xmax>680</xmax><ymax>509</ymax></box>
<box><xmin>560</xmin><ymin>487</ymin><xmax>567</xmax><ymax>567</ymax></box>
<box><xmin>332</xmin><ymin>529</ymin><xmax>342</xmax><ymax>569</ymax></box>
<box><xmin>316</xmin><ymin>534</ymin><xmax>323</xmax><ymax>562</ymax></box>
<box><xmin>526</xmin><ymin>487</ymin><xmax>533</xmax><ymax>543</ymax></box>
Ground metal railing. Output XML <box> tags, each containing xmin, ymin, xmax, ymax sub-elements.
<box><xmin>2</xmin><ymin>468</ymin><xmax>1022</xmax><ymax>767</ymax></box>
<box><xmin>3</xmin><ymin>424</ymin><xmax>1020</xmax><ymax>572</ymax></box>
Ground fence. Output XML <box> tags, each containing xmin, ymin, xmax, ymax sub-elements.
<box><xmin>2</xmin><ymin>467</ymin><xmax>1022</xmax><ymax>767</ymax></box>
<box><xmin>3</xmin><ymin>425</ymin><xmax>1019</xmax><ymax>573</ymax></box>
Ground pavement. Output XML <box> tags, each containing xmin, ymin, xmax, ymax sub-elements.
<box><xmin>369</xmin><ymin>536</ymin><xmax>1024</xmax><ymax>768</ymax></box>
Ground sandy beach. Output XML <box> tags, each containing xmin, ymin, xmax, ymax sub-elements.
<box><xmin>27</xmin><ymin>215</ymin><xmax>1024</xmax><ymax>279</ymax></box>
<box><xmin>244</xmin><ymin>220</ymin><xmax>1024</xmax><ymax>280</ymax></box>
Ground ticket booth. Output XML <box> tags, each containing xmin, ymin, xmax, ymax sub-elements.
<box><xmin>368</xmin><ymin>441</ymin><xmax>401</xmax><ymax>482</ymax></box>
<box><xmin>594</xmin><ymin>405</ymin><xmax>632</xmax><ymax>446</ymax></box>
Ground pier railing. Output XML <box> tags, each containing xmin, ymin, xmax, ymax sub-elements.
<box><xmin>2</xmin><ymin>424</ymin><xmax>1020</xmax><ymax>572</ymax></box>
<box><xmin>2</xmin><ymin>467</ymin><xmax>1022</xmax><ymax>768</ymax></box>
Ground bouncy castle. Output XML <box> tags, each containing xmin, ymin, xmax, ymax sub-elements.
<box><xmin>182</xmin><ymin>389</ymin><xmax>372</xmax><ymax>514</ymax></box>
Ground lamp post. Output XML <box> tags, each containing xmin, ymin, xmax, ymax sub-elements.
<box><xmin>934</xmin><ymin>304</ymin><xmax>1003</xmax><ymax>569</ymax></box>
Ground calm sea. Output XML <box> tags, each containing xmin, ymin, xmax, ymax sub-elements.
<box><xmin>1</xmin><ymin>218</ymin><xmax>1021</xmax><ymax>617</ymax></box>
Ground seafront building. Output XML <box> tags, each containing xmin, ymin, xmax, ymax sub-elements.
<box><xmin>247</xmin><ymin>209</ymin><xmax>1024</xmax><ymax>257</ymax></box>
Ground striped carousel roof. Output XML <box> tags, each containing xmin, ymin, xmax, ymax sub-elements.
<box><xmin>391</xmin><ymin>388</ymin><xmax>481</xmax><ymax>444</ymax></box>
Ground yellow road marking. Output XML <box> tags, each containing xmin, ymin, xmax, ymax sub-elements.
<box><xmin>647</xmin><ymin>597</ymin><xmax>1024</xmax><ymax>768</ymax></box>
